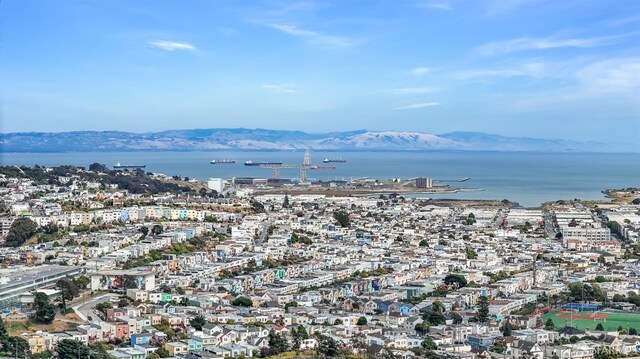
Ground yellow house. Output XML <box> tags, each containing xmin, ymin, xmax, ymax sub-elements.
<box><xmin>25</xmin><ymin>334</ymin><xmax>46</xmax><ymax>353</ymax></box>
<box><xmin>164</xmin><ymin>341</ymin><xmax>188</xmax><ymax>356</ymax></box>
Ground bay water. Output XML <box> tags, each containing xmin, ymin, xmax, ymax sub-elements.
<box><xmin>2</xmin><ymin>151</ymin><xmax>638</xmax><ymax>207</ymax></box>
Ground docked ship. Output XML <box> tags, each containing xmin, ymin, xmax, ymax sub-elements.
<box><xmin>244</xmin><ymin>160</ymin><xmax>283</xmax><ymax>166</ymax></box>
<box><xmin>322</xmin><ymin>158</ymin><xmax>346</xmax><ymax>163</ymax></box>
<box><xmin>210</xmin><ymin>159</ymin><xmax>236</xmax><ymax>164</ymax></box>
<box><xmin>113</xmin><ymin>162</ymin><xmax>146</xmax><ymax>169</ymax></box>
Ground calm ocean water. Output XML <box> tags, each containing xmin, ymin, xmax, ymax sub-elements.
<box><xmin>1</xmin><ymin>151</ymin><xmax>638</xmax><ymax>207</ymax></box>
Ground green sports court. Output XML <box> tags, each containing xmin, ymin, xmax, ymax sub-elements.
<box><xmin>543</xmin><ymin>309</ymin><xmax>640</xmax><ymax>332</ymax></box>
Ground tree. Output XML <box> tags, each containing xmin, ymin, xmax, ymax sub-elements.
<box><xmin>443</xmin><ymin>274</ymin><xmax>467</xmax><ymax>288</ymax></box>
<box><xmin>422</xmin><ymin>302</ymin><xmax>446</xmax><ymax>325</ymax></box>
<box><xmin>595</xmin><ymin>323</ymin><xmax>604</xmax><ymax>331</ymax></box>
<box><xmin>76</xmin><ymin>276</ymin><xmax>90</xmax><ymax>289</ymax></box>
<box><xmin>56</xmin><ymin>339</ymin><xmax>90</xmax><ymax>359</ymax></box>
<box><xmin>419</xmin><ymin>239</ymin><xmax>429</xmax><ymax>247</ymax></box>
<box><xmin>118</xmin><ymin>298</ymin><xmax>129</xmax><ymax>308</ymax></box>
<box><xmin>421</xmin><ymin>338</ymin><xmax>437</xmax><ymax>350</ymax></box>
<box><xmin>334</xmin><ymin>318</ymin><xmax>343</xmax><ymax>325</ymax></box>
<box><xmin>316</xmin><ymin>333</ymin><xmax>339</xmax><ymax>357</ymax></box>
<box><xmin>334</xmin><ymin>210</ymin><xmax>350</xmax><ymax>227</ymax></box>
<box><xmin>607</xmin><ymin>221</ymin><xmax>622</xmax><ymax>237</ymax></box>
<box><xmin>283</xmin><ymin>195</ymin><xmax>290</xmax><ymax>209</ymax></box>
<box><xmin>89</xmin><ymin>163</ymin><xmax>109</xmax><ymax>173</ymax></box>
<box><xmin>151</xmin><ymin>225</ymin><xmax>163</xmax><ymax>235</ymax></box>
<box><xmin>630</xmin><ymin>327</ymin><xmax>638</xmax><ymax>335</ymax></box>
<box><xmin>32</xmin><ymin>292</ymin><xmax>56</xmax><ymax>324</ymax></box>
<box><xmin>613</xmin><ymin>294</ymin><xmax>626</xmax><ymax>302</ymax></box>
<box><xmin>2</xmin><ymin>336</ymin><xmax>30</xmax><ymax>358</ymax></box>
<box><xmin>232</xmin><ymin>296</ymin><xmax>253</xmax><ymax>307</ymax></box>
<box><xmin>154</xmin><ymin>348</ymin><xmax>170</xmax><ymax>358</ymax></box>
<box><xmin>190</xmin><ymin>314</ymin><xmax>207</xmax><ymax>331</ymax></box>
<box><xmin>415</xmin><ymin>322</ymin><xmax>428</xmax><ymax>335</ymax></box>
<box><xmin>267</xmin><ymin>330</ymin><xmax>289</xmax><ymax>354</ymax></box>
<box><xmin>502</xmin><ymin>321</ymin><xmax>513</xmax><ymax>336</ymax></box>
<box><xmin>139</xmin><ymin>226</ymin><xmax>149</xmax><ymax>239</ymax></box>
<box><xmin>450</xmin><ymin>312</ymin><xmax>463</xmax><ymax>324</ymax></box>
<box><xmin>57</xmin><ymin>278</ymin><xmax>80</xmax><ymax>312</ymax></box>
<box><xmin>475</xmin><ymin>296</ymin><xmax>490</xmax><ymax>323</ymax></box>
<box><xmin>291</xmin><ymin>325</ymin><xmax>309</xmax><ymax>350</ymax></box>
<box><xmin>251</xmin><ymin>200</ymin><xmax>265</xmax><ymax>213</ymax></box>
<box><xmin>4</xmin><ymin>218</ymin><xmax>38</xmax><ymax>247</ymax></box>
<box><xmin>32</xmin><ymin>350</ymin><xmax>54</xmax><ymax>359</ymax></box>
<box><xmin>545</xmin><ymin>318</ymin><xmax>555</xmax><ymax>330</ymax></box>
<box><xmin>0</xmin><ymin>316</ymin><xmax>7</xmax><ymax>342</ymax></box>
<box><xmin>357</xmin><ymin>316</ymin><xmax>368</xmax><ymax>325</ymax></box>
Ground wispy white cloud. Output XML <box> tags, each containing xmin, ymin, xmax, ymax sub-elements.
<box><xmin>266</xmin><ymin>23</ymin><xmax>351</xmax><ymax>48</ymax></box>
<box><xmin>410</xmin><ymin>67</ymin><xmax>431</xmax><ymax>76</ymax></box>
<box><xmin>420</xmin><ymin>2</ymin><xmax>451</xmax><ymax>10</ymax></box>
<box><xmin>395</xmin><ymin>102</ymin><xmax>440</xmax><ymax>110</ymax></box>
<box><xmin>476</xmin><ymin>35</ymin><xmax>623</xmax><ymax>56</ymax></box>
<box><xmin>261</xmin><ymin>84</ymin><xmax>297</xmax><ymax>93</ymax></box>
<box><xmin>511</xmin><ymin>57</ymin><xmax>640</xmax><ymax>110</ymax></box>
<box><xmin>390</xmin><ymin>87</ymin><xmax>436</xmax><ymax>94</ymax></box>
<box><xmin>575</xmin><ymin>57</ymin><xmax>640</xmax><ymax>93</ymax></box>
<box><xmin>148</xmin><ymin>40</ymin><xmax>196</xmax><ymax>51</ymax></box>
<box><xmin>456</xmin><ymin>69</ymin><xmax>524</xmax><ymax>79</ymax></box>
<box><xmin>455</xmin><ymin>62</ymin><xmax>549</xmax><ymax>79</ymax></box>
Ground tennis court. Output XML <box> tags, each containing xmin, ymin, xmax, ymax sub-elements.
<box><xmin>543</xmin><ymin>309</ymin><xmax>640</xmax><ymax>331</ymax></box>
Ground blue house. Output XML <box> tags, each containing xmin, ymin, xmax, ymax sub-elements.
<box><xmin>467</xmin><ymin>334</ymin><xmax>495</xmax><ymax>350</ymax></box>
<box><xmin>130</xmin><ymin>333</ymin><xmax>152</xmax><ymax>346</ymax></box>
<box><xmin>374</xmin><ymin>300</ymin><xmax>391</xmax><ymax>313</ymax></box>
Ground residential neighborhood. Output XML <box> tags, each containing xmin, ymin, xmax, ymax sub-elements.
<box><xmin>1</xmin><ymin>165</ymin><xmax>640</xmax><ymax>359</ymax></box>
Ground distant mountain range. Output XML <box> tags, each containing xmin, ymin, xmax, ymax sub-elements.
<box><xmin>1</xmin><ymin>129</ymin><xmax>635</xmax><ymax>152</ymax></box>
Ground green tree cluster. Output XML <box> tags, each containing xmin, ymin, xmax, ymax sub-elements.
<box><xmin>189</xmin><ymin>314</ymin><xmax>207</xmax><ymax>331</ymax></box>
<box><xmin>0</xmin><ymin>317</ymin><xmax>31</xmax><ymax>358</ymax></box>
<box><xmin>334</xmin><ymin>210</ymin><xmax>350</xmax><ymax>227</ymax></box>
<box><xmin>443</xmin><ymin>274</ymin><xmax>468</xmax><ymax>288</ymax></box>
<box><xmin>32</xmin><ymin>292</ymin><xmax>56</xmax><ymax>324</ymax></box>
<box><xmin>473</xmin><ymin>296</ymin><xmax>490</xmax><ymax>323</ymax></box>
<box><xmin>232</xmin><ymin>296</ymin><xmax>253</xmax><ymax>307</ymax></box>
<box><xmin>4</xmin><ymin>218</ymin><xmax>38</xmax><ymax>247</ymax></box>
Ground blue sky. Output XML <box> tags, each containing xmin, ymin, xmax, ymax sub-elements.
<box><xmin>2</xmin><ymin>0</ymin><xmax>639</xmax><ymax>141</ymax></box>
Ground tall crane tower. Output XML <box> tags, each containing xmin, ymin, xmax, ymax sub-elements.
<box><xmin>258</xmin><ymin>149</ymin><xmax>314</xmax><ymax>183</ymax></box>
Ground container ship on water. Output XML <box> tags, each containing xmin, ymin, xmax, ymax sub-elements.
<box><xmin>310</xmin><ymin>165</ymin><xmax>336</xmax><ymax>170</ymax></box>
<box><xmin>210</xmin><ymin>159</ymin><xmax>236</xmax><ymax>164</ymax></box>
<box><xmin>113</xmin><ymin>162</ymin><xmax>146</xmax><ymax>170</ymax></box>
<box><xmin>244</xmin><ymin>160</ymin><xmax>283</xmax><ymax>166</ymax></box>
<box><xmin>322</xmin><ymin>158</ymin><xmax>346</xmax><ymax>163</ymax></box>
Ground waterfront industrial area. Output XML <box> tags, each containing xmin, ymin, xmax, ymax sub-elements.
<box><xmin>204</xmin><ymin>150</ymin><xmax>480</xmax><ymax>198</ymax></box>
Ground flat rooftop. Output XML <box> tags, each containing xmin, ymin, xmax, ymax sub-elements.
<box><xmin>0</xmin><ymin>265</ymin><xmax>81</xmax><ymax>289</ymax></box>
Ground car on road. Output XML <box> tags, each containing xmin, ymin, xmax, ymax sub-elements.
<box><xmin>88</xmin><ymin>316</ymin><xmax>93</xmax><ymax>321</ymax></box>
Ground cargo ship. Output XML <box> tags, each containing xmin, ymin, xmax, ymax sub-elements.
<box><xmin>322</xmin><ymin>158</ymin><xmax>346</xmax><ymax>163</ymax></box>
<box><xmin>310</xmin><ymin>165</ymin><xmax>336</xmax><ymax>170</ymax></box>
<box><xmin>244</xmin><ymin>160</ymin><xmax>283</xmax><ymax>166</ymax></box>
<box><xmin>113</xmin><ymin>162</ymin><xmax>146</xmax><ymax>169</ymax></box>
<box><xmin>210</xmin><ymin>159</ymin><xmax>236</xmax><ymax>164</ymax></box>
